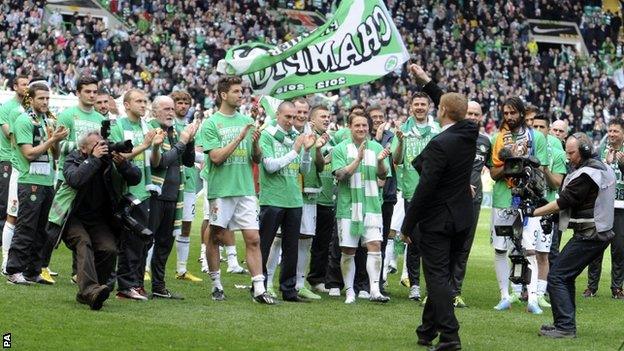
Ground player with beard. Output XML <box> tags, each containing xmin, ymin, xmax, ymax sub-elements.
<box><xmin>201</xmin><ymin>76</ymin><xmax>275</xmax><ymax>303</ymax></box>
<box><xmin>0</xmin><ymin>74</ymin><xmax>29</xmax><ymax>274</ymax></box>
<box><xmin>94</xmin><ymin>90</ymin><xmax>113</xmax><ymax>120</ymax></box>
<box><xmin>489</xmin><ymin>97</ymin><xmax>549</xmax><ymax>314</ymax></box>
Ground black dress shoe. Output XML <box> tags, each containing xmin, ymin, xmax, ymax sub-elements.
<box><xmin>283</xmin><ymin>295</ymin><xmax>310</xmax><ymax>303</ymax></box>
<box><xmin>429</xmin><ymin>341</ymin><xmax>461</xmax><ymax>351</ymax></box>
<box><xmin>417</xmin><ymin>338</ymin><xmax>433</xmax><ymax>347</ymax></box>
<box><xmin>90</xmin><ymin>286</ymin><xmax>110</xmax><ymax>310</ymax></box>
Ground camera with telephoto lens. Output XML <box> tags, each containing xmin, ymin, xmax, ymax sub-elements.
<box><xmin>493</xmin><ymin>156</ymin><xmax>553</xmax><ymax>285</ymax></box>
<box><xmin>100</xmin><ymin>120</ymin><xmax>134</xmax><ymax>154</ymax></box>
<box><xmin>114</xmin><ymin>194</ymin><xmax>152</xmax><ymax>238</ymax></box>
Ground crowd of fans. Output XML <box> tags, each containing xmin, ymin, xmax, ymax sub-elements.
<box><xmin>1</xmin><ymin>0</ymin><xmax>624</xmax><ymax>140</ymax></box>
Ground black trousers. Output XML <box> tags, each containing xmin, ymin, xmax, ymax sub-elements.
<box><xmin>6</xmin><ymin>183</ymin><xmax>54</xmax><ymax>277</ymax></box>
<box><xmin>450</xmin><ymin>201</ymin><xmax>480</xmax><ymax>296</ymax></box>
<box><xmin>0</xmin><ymin>161</ymin><xmax>11</xmax><ymax>224</ymax></box>
<box><xmin>416</xmin><ymin>225</ymin><xmax>469</xmax><ymax>343</ymax></box>
<box><xmin>307</xmin><ymin>204</ymin><xmax>335</xmax><ymax>286</ymax></box>
<box><xmin>548</xmin><ymin>236</ymin><xmax>610</xmax><ymax>332</ymax></box>
<box><xmin>148</xmin><ymin>198</ymin><xmax>177</xmax><ymax>291</ymax></box>
<box><xmin>260</xmin><ymin>205</ymin><xmax>301</xmax><ymax>299</ymax></box>
<box><xmin>116</xmin><ymin>199</ymin><xmax>151</xmax><ymax>291</ymax></box>
<box><xmin>379</xmin><ymin>201</ymin><xmax>395</xmax><ymax>287</ymax></box>
<box><xmin>549</xmin><ymin>216</ymin><xmax>562</xmax><ymax>267</ymax></box>
<box><xmin>64</xmin><ymin>217</ymin><xmax>117</xmax><ymax>298</ymax></box>
<box><xmin>586</xmin><ymin>209</ymin><xmax>624</xmax><ymax>291</ymax></box>
<box><xmin>405</xmin><ymin>199</ymin><xmax>421</xmax><ymax>287</ymax></box>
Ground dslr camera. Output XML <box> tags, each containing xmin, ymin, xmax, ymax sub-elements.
<box><xmin>114</xmin><ymin>194</ymin><xmax>152</xmax><ymax>238</ymax></box>
<box><xmin>100</xmin><ymin>120</ymin><xmax>134</xmax><ymax>154</ymax></box>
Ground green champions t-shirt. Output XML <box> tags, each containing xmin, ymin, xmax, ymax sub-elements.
<box><xmin>175</xmin><ymin>118</ymin><xmax>199</xmax><ymax>193</ymax></box>
<box><xmin>317</xmin><ymin>132</ymin><xmax>336</xmax><ymax>206</ymax></box>
<box><xmin>110</xmin><ymin>116</ymin><xmax>152</xmax><ymax>202</ymax></box>
<box><xmin>331</xmin><ymin>139</ymin><xmax>386</xmax><ymax>219</ymax></box>
<box><xmin>545</xmin><ymin>138</ymin><xmax>567</xmax><ymax>202</ymax></box>
<box><xmin>490</xmin><ymin>129</ymin><xmax>549</xmax><ymax>208</ymax></box>
<box><xmin>3</xmin><ymin>107</ymin><xmax>25</xmax><ymax>168</ymax></box>
<box><xmin>201</xmin><ymin>111</ymin><xmax>256</xmax><ymax>199</ymax></box>
<box><xmin>57</xmin><ymin>106</ymin><xmax>105</xmax><ymax>181</ymax></box>
<box><xmin>333</xmin><ymin>128</ymin><xmax>351</xmax><ymax>143</ymax></box>
<box><xmin>391</xmin><ymin>118</ymin><xmax>438</xmax><ymax>200</ymax></box>
<box><xmin>13</xmin><ymin>111</ymin><xmax>55</xmax><ymax>186</ymax></box>
<box><xmin>600</xmin><ymin>143</ymin><xmax>624</xmax><ymax>208</ymax></box>
<box><xmin>259</xmin><ymin>130</ymin><xmax>304</xmax><ymax>208</ymax></box>
<box><xmin>0</xmin><ymin>97</ymin><xmax>21</xmax><ymax>162</ymax></box>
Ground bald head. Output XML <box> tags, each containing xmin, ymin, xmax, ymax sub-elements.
<box><xmin>466</xmin><ymin>101</ymin><xmax>483</xmax><ymax>124</ymax></box>
<box><xmin>550</xmin><ymin>119</ymin><xmax>568</xmax><ymax>142</ymax></box>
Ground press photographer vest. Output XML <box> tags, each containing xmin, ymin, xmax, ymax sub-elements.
<box><xmin>559</xmin><ymin>160</ymin><xmax>616</xmax><ymax>240</ymax></box>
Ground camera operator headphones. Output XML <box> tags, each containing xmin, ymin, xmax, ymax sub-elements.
<box><xmin>571</xmin><ymin>132</ymin><xmax>593</xmax><ymax>159</ymax></box>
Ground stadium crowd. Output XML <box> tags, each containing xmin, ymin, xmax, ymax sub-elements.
<box><xmin>1</xmin><ymin>0</ymin><xmax>624</xmax><ymax>139</ymax></box>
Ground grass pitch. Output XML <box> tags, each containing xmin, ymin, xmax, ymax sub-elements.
<box><xmin>1</xmin><ymin>205</ymin><xmax>623</xmax><ymax>350</ymax></box>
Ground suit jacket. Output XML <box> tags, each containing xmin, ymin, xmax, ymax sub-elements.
<box><xmin>401</xmin><ymin>119</ymin><xmax>478</xmax><ymax>236</ymax></box>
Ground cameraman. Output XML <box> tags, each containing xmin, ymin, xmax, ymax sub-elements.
<box><xmin>489</xmin><ymin>97</ymin><xmax>550</xmax><ymax>314</ymax></box>
<box><xmin>56</xmin><ymin>131</ymin><xmax>141</xmax><ymax>310</ymax></box>
<box><xmin>528</xmin><ymin>133</ymin><xmax>616</xmax><ymax>338</ymax></box>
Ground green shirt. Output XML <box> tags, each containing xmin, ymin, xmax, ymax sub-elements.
<box><xmin>0</xmin><ymin>97</ymin><xmax>21</xmax><ymax>162</ymax></box>
<box><xmin>547</xmin><ymin>134</ymin><xmax>564</xmax><ymax>152</ymax></box>
<box><xmin>201</xmin><ymin>111</ymin><xmax>256</xmax><ymax>199</ymax></box>
<box><xmin>546</xmin><ymin>147</ymin><xmax>567</xmax><ymax>202</ymax></box>
<box><xmin>302</xmin><ymin>146</ymin><xmax>322</xmax><ymax>205</ymax></box>
<box><xmin>391</xmin><ymin>119</ymin><xmax>438</xmax><ymax>200</ymax></box>
<box><xmin>333</xmin><ymin>128</ymin><xmax>351</xmax><ymax>144</ymax></box>
<box><xmin>13</xmin><ymin>111</ymin><xmax>55</xmax><ymax>186</ymax></box>
<box><xmin>258</xmin><ymin>131</ymin><xmax>304</xmax><ymax>208</ymax></box>
<box><xmin>331</xmin><ymin>139</ymin><xmax>385</xmax><ymax>219</ymax></box>
<box><xmin>57</xmin><ymin>106</ymin><xmax>105</xmax><ymax>181</ymax></box>
<box><xmin>490</xmin><ymin>129</ymin><xmax>549</xmax><ymax>208</ymax></box>
<box><xmin>110</xmin><ymin>116</ymin><xmax>151</xmax><ymax>202</ymax></box>
<box><xmin>175</xmin><ymin>118</ymin><xmax>199</xmax><ymax>193</ymax></box>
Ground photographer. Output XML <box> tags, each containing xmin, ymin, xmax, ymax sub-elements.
<box><xmin>527</xmin><ymin>133</ymin><xmax>616</xmax><ymax>338</ymax></box>
<box><xmin>489</xmin><ymin>97</ymin><xmax>550</xmax><ymax>314</ymax></box>
<box><xmin>53</xmin><ymin>131</ymin><xmax>141</xmax><ymax>310</ymax></box>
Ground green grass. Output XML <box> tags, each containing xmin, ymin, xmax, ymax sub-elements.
<box><xmin>1</xmin><ymin>205</ymin><xmax>623</xmax><ymax>350</ymax></box>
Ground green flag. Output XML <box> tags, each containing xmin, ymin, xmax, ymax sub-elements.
<box><xmin>219</xmin><ymin>0</ymin><xmax>409</xmax><ymax>99</ymax></box>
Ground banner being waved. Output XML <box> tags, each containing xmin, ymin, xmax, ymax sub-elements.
<box><xmin>219</xmin><ymin>0</ymin><xmax>409</xmax><ymax>99</ymax></box>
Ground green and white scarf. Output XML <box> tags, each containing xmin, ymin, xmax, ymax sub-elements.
<box><xmin>264</xmin><ymin>124</ymin><xmax>299</xmax><ymax>147</ymax></box>
<box><xmin>148</xmin><ymin>119</ymin><xmax>184</xmax><ymax>236</ymax></box>
<box><xmin>402</xmin><ymin>116</ymin><xmax>439</xmax><ymax>138</ymax></box>
<box><xmin>346</xmin><ymin>141</ymin><xmax>382</xmax><ymax>235</ymax></box>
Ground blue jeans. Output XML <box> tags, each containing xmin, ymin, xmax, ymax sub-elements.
<box><xmin>548</xmin><ymin>236</ymin><xmax>610</xmax><ymax>331</ymax></box>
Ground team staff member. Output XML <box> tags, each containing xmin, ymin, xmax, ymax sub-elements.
<box><xmin>111</xmin><ymin>89</ymin><xmax>158</xmax><ymax>301</ymax></box>
<box><xmin>6</xmin><ymin>83</ymin><xmax>68</xmax><ymax>285</ymax></box>
<box><xmin>57</xmin><ymin>131</ymin><xmax>141</xmax><ymax>310</ymax></box>
<box><xmin>147</xmin><ymin>96</ymin><xmax>197</xmax><ymax>299</ymax></box>
<box><xmin>529</xmin><ymin>133</ymin><xmax>616</xmax><ymax>338</ymax></box>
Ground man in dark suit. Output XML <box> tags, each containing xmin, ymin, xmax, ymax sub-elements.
<box><xmin>402</xmin><ymin>76</ymin><xmax>478</xmax><ymax>350</ymax></box>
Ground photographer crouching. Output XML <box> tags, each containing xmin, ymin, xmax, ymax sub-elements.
<box><xmin>49</xmin><ymin>130</ymin><xmax>141</xmax><ymax>310</ymax></box>
<box><xmin>524</xmin><ymin>133</ymin><xmax>616</xmax><ymax>338</ymax></box>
